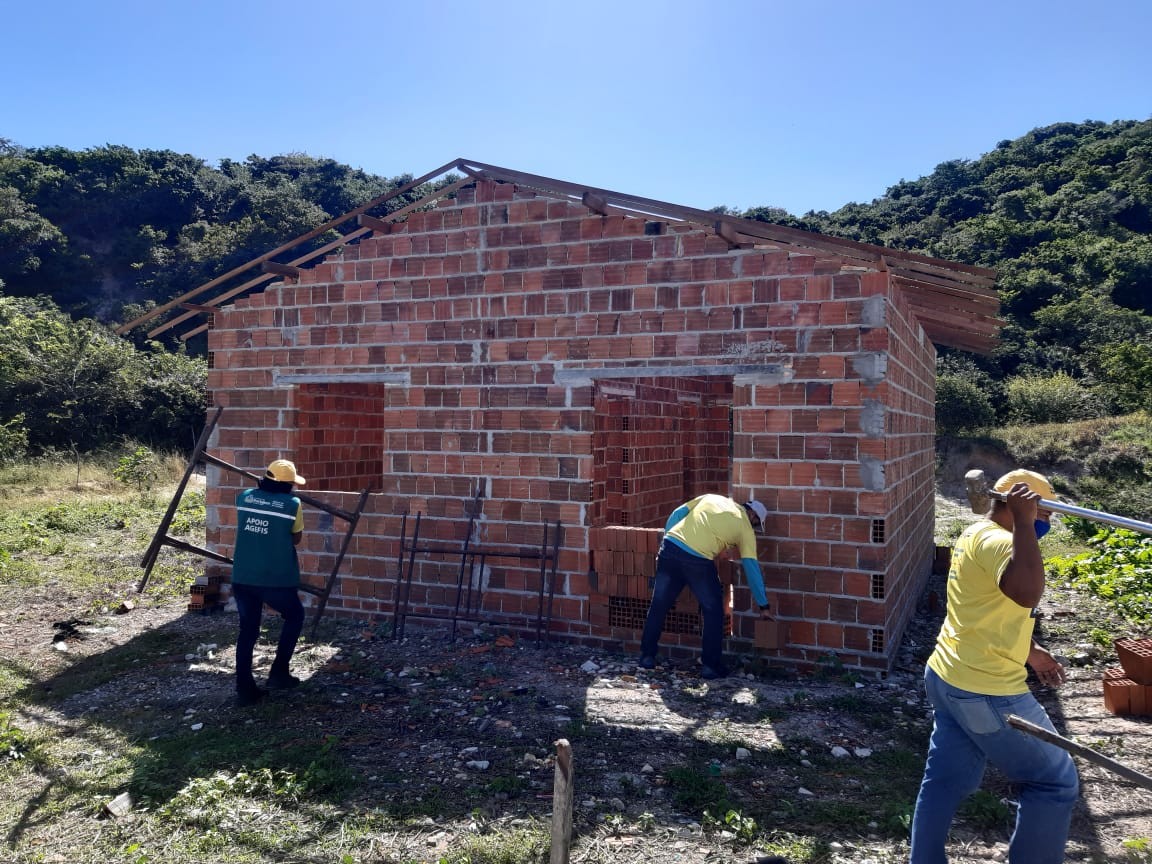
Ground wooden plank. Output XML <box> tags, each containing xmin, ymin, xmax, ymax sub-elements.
<box><xmin>550</xmin><ymin>739</ymin><xmax>574</xmax><ymax>864</ymax></box>
<box><xmin>1008</xmin><ymin>714</ymin><xmax>1152</xmax><ymax>791</ymax></box>
<box><xmin>357</xmin><ymin>213</ymin><xmax>392</xmax><ymax>233</ymax></box>
<box><xmin>118</xmin><ymin>158</ymin><xmax>467</xmax><ymax>333</ymax></box>
<box><xmin>581</xmin><ymin>191</ymin><xmax>609</xmax><ymax>215</ymax></box>
<box><xmin>262</xmin><ymin>261</ymin><xmax>302</xmax><ymax>279</ymax></box>
<box><xmin>714</xmin><ymin>221</ymin><xmax>753</xmax><ymax>249</ymax></box>
<box><xmin>895</xmin><ymin>277</ymin><xmax>1002</xmax><ymax>318</ymax></box>
<box><xmin>179</xmin><ymin>303</ymin><xmax>219</xmax><ymax>314</ymax></box>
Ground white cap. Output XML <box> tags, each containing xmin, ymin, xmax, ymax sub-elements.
<box><xmin>745</xmin><ymin>500</ymin><xmax>768</xmax><ymax>529</ymax></box>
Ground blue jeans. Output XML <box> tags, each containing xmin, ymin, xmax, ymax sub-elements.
<box><xmin>232</xmin><ymin>583</ymin><xmax>304</xmax><ymax>693</ymax></box>
<box><xmin>639</xmin><ymin>540</ymin><xmax>726</xmax><ymax>671</ymax></box>
<box><xmin>910</xmin><ymin>666</ymin><xmax>1078</xmax><ymax>864</ymax></box>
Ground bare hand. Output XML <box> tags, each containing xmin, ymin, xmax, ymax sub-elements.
<box><xmin>1028</xmin><ymin>645</ymin><xmax>1067</xmax><ymax>688</ymax></box>
<box><xmin>1004</xmin><ymin>482</ymin><xmax>1040</xmax><ymax>526</ymax></box>
<box><xmin>758</xmin><ymin>606</ymin><xmax>775</xmax><ymax>620</ymax></box>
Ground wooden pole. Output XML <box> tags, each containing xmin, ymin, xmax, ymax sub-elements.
<box><xmin>550</xmin><ymin>738</ymin><xmax>574</xmax><ymax>864</ymax></box>
<box><xmin>1007</xmin><ymin>714</ymin><xmax>1152</xmax><ymax>791</ymax></box>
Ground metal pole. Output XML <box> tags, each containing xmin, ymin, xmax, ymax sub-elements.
<box><xmin>988</xmin><ymin>491</ymin><xmax>1152</xmax><ymax>537</ymax></box>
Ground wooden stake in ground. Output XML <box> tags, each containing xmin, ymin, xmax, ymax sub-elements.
<box><xmin>551</xmin><ymin>738</ymin><xmax>574</xmax><ymax>864</ymax></box>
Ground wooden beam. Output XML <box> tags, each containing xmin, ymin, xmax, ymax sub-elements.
<box><xmin>262</xmin><ymin>261</ymin><xmax>302</xmax><ymax>279</ymax></box>
<box><xmin>550</xmin><ymin>739</ymin><xmax>574</xmax><ymax>864</ymax></box>
<box><xmin>357</xmin><ymin>213</ymin><xmax>391</xmax><ymax>233</ymax></box>
<box><xmin>581</xmin><ymin>191</ymin><xmax>609</xmax><ymax>215</ymax></box>
<box><xmin>714</xmin><ymin>221</ymin><xmax>754</xmax><ymax>249</ymax></box>
<box><xmin>179</xmin><ymin>323</ymin><xmax>209</xmax><ymax>341</ymax></box>
<box><xmin>179</xmin><ymin>303</ymin><xmax>219</xmax><ymax>314</ymax></box>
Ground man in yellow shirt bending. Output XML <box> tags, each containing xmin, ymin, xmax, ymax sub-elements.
<box><xmin>638</xmin><ymin>494</ymin><xmax>773</xmax><ymax>679</ymax></box>
<box><xmin>910</xmin><ymin>470</ymin><xmax>1078</xmax><ymax>863</ymax></box>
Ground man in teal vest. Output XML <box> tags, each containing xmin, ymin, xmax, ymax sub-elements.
<box><xmin>231</xmin><ymin>459</ymin><xmax>307</xmax><ymax>706</ymax></box>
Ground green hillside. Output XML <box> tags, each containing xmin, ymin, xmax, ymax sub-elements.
<box><xmin>1</xmin><ymin>121</ymin><xmax>1151</xmax><ymax>457</ymax></box>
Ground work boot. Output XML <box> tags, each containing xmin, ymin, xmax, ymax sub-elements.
<box><xmin>266</xmin><ymin>672</ymin><xmax>301</xmax><ymax>690</ymax></box>
<box><xmin>638</xmin><ymin>655</ymin><xmax>656</xmax><ymax>670</ymax></box>
<box><xmin>700</xmin><ymin>664</ymin><xmax>729</xmax><ymax>680</ymax></box>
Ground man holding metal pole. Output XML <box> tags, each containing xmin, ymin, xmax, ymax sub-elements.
<box><xmin>231</xmin><ymin>459</ymin><xmax>308</xmax><ymax>707</ymax></box>
<box><xmin>910</xmin><ymin>470</ymin><xmax>1078</xmax><ymax>863</ymax></box>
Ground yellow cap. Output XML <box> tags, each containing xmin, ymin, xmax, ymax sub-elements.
<box><xmin>265</xmin><ymin>459</ymin><xmax>306</xmax><ymax>485</ymax></box>
<box><xmin>993</xmin><ymin>469</ymin><xmax>1052</xmax><ymax>500</ymax></box>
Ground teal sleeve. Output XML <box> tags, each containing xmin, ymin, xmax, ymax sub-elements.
<box><xmin>665</xmin><ymin>504</ymin><xmax>690</xmax><ymax>532</ymax></box>
<box><xmin>741</xmin><ymin>558</ymin><xmax>769</xmax><ymax>608</ymax></box>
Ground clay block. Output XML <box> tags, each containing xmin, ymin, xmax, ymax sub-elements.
<box><xmin>1103</xmin><ymin>669</ymin><xmax>1133</xmax><ymax>715</ymax></box>
<box><xmin>1115</xmin><ymin>638</ymin><xmax>1152</xmax><ymax>685</ymax></box>
<box><xmin>755</xmin><ymin>619</ymin><xmax>788</xmax><ymax>651</ymax></box>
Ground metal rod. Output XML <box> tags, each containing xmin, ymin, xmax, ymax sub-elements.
<box><xmin>399</xmin><ymin>512</ymin><xmax>423</xmax><ymax>640</ymax></box>
<box><xmin>392</xmin><ymin>512</ymin><xmax>408</xmax><ymax>639</ymax></box>
<box><xmin>1007</xmin><ymin>714</ymin><xmax>1152</xmax><ymax>791</ymax></box>
<box><xmin>200</xmin><ymin>452</ymin><xmax>357</xmax><ymax>522</ymax></box>
<box><xmin>309</xmin><ymin>484</ymin><xmax>373</xmax><ymax>638</ymax></box>
<box><xmin>988</xmin><ymin>491</ymin><xmax>1152</xmax><ymax>537</ymax></box>
<box><xmin>138</xmin><ymin>405</ymin><xmax>223</xmax><ymax>589</ymax></box>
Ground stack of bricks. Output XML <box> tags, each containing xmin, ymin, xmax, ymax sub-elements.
<box><xmin>1103</xmin><ymin>638</ymin><xmax>1152</xmax><ymax>716</ymax></box>
<box><xmin>589</xmin><ymin>525</ymin><xmax>662</xmax><ymax>597</ymax></box>
<box><xmin>587</xmin><ymin>525</ymin><xmax>734</xmax><ymax>647</ymax></box>
<box><xmin>188</xmin><ymin>574</ymin><xmax>225</xmax><ymax>613</ymax></box>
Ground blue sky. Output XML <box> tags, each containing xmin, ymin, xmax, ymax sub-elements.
<box><xmin>3</xmin><ymin>0</ymin><xmax>1150</xmax><ymax>215</ymax></box>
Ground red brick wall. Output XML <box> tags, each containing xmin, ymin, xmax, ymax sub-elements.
<box><xmin>591</xmin><ymin>377</ymin><xmax>731</xmax><ymax>529</ymax></box>
<box><xmin>205</xmin><ymin>178</ymin><xmax>939</xmax><ymax>672</ymax></box>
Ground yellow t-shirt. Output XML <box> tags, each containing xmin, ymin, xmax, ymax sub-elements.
<box><xmin>926</xmin><ymin>520</ymin><xmax>1035</xmax><ymax>695</ymax></box>
<box><xmin>666</xmin><ymin>495</ymin><xmax>758</xmax><ymax>561</ymax></box>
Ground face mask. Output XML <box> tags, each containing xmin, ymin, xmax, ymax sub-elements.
<box><xmin>1034</xmin><ymin>520</ymin><xmax>1050</xmax><ymax>540</ymax></box>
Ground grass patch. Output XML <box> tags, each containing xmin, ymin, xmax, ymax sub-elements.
<box><xmin>665</xmin><ymin>763</ymin><xmax>733</xmax><ymax>816</ymax></box>
<box><xmin>958</xmin><ymin>789</ymin><xmax>1014</xmax><ymax>830</ymax></box>
<box><xmin>440</xmin><ymin>824</ymin><xmax>549</xmax><ymax>864</ymax></box>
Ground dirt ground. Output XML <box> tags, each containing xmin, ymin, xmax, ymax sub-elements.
<box><xmin>3</xmin><ymin>497</ymin><xmax>1152</xmax><ymax>863</ymax></box>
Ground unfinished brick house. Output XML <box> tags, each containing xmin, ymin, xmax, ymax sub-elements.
<box><xmin>129</xmin><ymin>159</ymin><xmax>1002</xmax><ymax>673</ymax></box>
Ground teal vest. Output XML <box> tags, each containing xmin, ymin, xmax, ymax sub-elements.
<box><xmin>232</xmin><ymin>487</ymin><xmax>301</xmax><ymax>587</ymax></box>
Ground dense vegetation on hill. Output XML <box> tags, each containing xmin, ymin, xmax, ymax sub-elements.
<box><xmin>0</xmin><ymin>120</ymin><xmax>1150</xmax><ymax>458</ymax></box>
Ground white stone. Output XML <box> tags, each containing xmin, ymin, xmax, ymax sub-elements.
<box><xmin>465</xmin><ymin>760</ymin><xmax>489</xmax><ymax>771</ymax></box>
<box><xmin>190</xmin><ymin>723</ymin><xmax>203</xmax><ymax>731</ymax></box>
<box><xmin>831</xmin><ymin>746</ymin><xmax>850</xmax><ymax>758</ymax></box>
<box><xmin>798</xmin><ymin>787</ymin><xmax>814</xmax><ymax>796</ymax></box>
<box><xmin>580</xmin><ymin>661</ymin><xmax>600</xmax><ymax>673</ymax></box>
<box><xmin>735</xmin><ymin>747</ymin><xmax>751</xmax><ymax>760</ymax></box>
<box><xmin>641</xmin><ymin>763</ymin><xmax>654</xmax><ymax>773</ymax></box>
<box><xmin>854</xmin><ymin>747</ymin><xmax>873</xmax><ymax>758</ymax></box>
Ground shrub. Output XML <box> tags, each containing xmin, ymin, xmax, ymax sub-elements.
<box><xmin>114</xmin><ymin>444</ymin><xmax>160</xmax><ymax>490</ymax></box>
<box><xmin>1004</xmin><ymin>373</ymin><xmax>1102</xmax><ymax>424</ymax></box>
<box><xmin>936</xmin><ymin>374</ymin><xmax>996</xmax><ymax>434</ymax></box>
